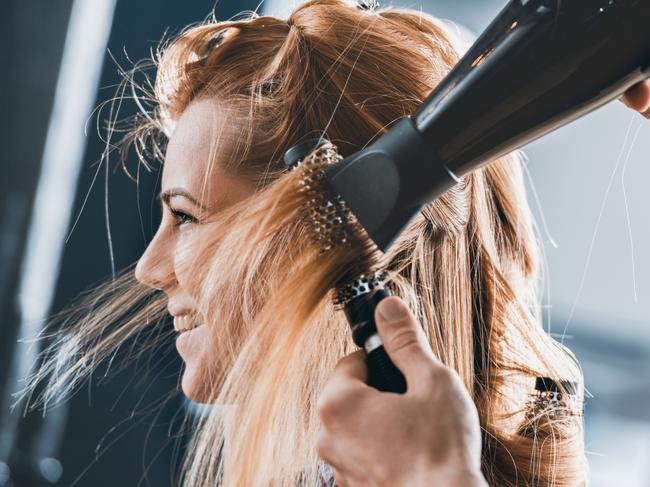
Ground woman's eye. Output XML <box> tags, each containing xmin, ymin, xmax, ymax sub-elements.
<box><xmin>171</xmin><ymin>209</ymin><xmax>197</xmax><ymax>226</ymax></box>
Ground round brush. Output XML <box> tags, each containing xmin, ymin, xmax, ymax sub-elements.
<box><xmin>285</xmin><ymin>139</ymin><xmax>407</xmax><ymax>394</ymax></box>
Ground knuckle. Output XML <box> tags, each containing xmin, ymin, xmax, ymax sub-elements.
<box><xmin>418</xmin><ymin>363</ymin><xmax>456</xmax><ymax>394</ymax></box>
<box><xmin>425</xmin><ymin>365</ymin><xmax>442</xmax><ymax>383</ymax></box>
<box><xmin>315</xmin><ymin>433</ymin><xmax>337</xmax><ymax>467</ymax></box>
<box><xmin>316</xmin><ymin>395</ymin><xmax>331</xmax><ymax>422</ymax></box>
<box><xmin>437</xmin><ymin>365</ymin><xmax>463</xmax><ymax>390</ymax></box>
<box><xmin>317</xmin><ymin>390</ymin><xmax>343</xmax><ymax>424</ymax></box>
<box><xmin>315</xmin><ymin>431</ymin><xmax>329</xmax><ymax>459</ymax></box>
<box><xmin>318</xmin><ymin>380</ymin><xmax>364</xmax><ymax>424</ymax></box>
<box><xmin>416</xmin><ymin>366</ymin><xmax>441</xmax><ymax>392</ymax></box>
<box><xmin>434</xmin><ymin>363</ymin><xmax>456</xmax><ymax>382</ymax></box>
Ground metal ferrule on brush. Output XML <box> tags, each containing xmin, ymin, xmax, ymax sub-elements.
<box><xmin>334</xmin><ymin>272</ymin><xmax>388</xmax><ymax>353</ymax></box>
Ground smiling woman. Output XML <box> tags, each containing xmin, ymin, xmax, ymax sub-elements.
<box><xmin>18</xmin><ymin>1</ymin><xmax>593</xmax><ymax>486</ymax></box>
<box><xmin>135</xmin><ymin>100</ymin><xmax>256</xmax><ymax>400</ymax></box>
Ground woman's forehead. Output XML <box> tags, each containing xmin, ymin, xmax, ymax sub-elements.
<box><xmin>161</xmin><ymin>98</ymin><xmax>254</xmax><ymax>206</ymax></box>
<box><xmin>162</xmin><ymin>100</ymin><xmax>232</xmax><ymax>190</ymax></box>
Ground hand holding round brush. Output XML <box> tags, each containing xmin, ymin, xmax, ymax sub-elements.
<box><xmin>316</xmin><ymin>296</ymin><xmax>487</xmax><ymax>487</ymax></box>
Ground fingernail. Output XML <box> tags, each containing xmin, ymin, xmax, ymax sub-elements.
<box><xmin>378</xmin><ymin>298</ymin><xmax>407</xmax><ymax>322</ymax></box>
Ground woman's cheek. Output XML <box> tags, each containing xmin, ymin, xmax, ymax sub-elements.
<box><xmin>173</xmin><ymin>224</ymin><xmax>216</xmax><ymax>296</ymax></box>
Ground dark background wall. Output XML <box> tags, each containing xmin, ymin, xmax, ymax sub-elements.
<box><xmin>0</xmin><ymin>1</ymin><xmax>256</xmax><ymax>486</ymax></box>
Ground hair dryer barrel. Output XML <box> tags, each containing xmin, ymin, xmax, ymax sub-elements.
<box><xmin>414</xmin><ymin>0</ymin><xmax>650</xmax><ymax>177</ymax></box>
<box><xmin>323</xmin><ymin>0</ymin><xmax>650</xmax><ymax>252</ymax></box>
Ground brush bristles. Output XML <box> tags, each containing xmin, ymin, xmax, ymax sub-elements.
<box><xmin>296</xmin><ymin>143</ymin><xmax>360</xmax><ymax>252</ymax></box>
<box><xmin>333</xmin><ymin>271</ymin><xmax>386</xmax><ymax>308</ymax></box>
<box><xmin>293</xmin><ymin>142</ymin><xmax>385</xmax><ymax>292</ymax></box>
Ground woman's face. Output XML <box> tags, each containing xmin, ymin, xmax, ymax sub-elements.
<box><xmin>135</xmin><ymin>98</ymin><xmax>255</xmax><ymax>402</ymax></box>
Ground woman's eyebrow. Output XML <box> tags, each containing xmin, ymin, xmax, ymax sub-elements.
<box><xmin>159</xmin><ymin>187</ymin><xmax>210</xmax><ymax>211</ymax></box>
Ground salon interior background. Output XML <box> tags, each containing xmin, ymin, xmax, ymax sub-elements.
<box><xmin>1</xmin><ymin>0</ymin><xmax>648</xmax><ymax>485</ymax></box>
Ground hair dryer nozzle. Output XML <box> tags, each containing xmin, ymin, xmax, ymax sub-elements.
<box><xmin>321</xmin><ymin>117</ymin><xmax>458</xmax><ymax>252</ymax></box>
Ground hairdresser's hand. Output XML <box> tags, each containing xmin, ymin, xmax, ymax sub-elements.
<box><xmin>621</xmin><ymin>80</ymin><xmax>650</xmax><ymax>118</ymax></box>
<box><xmin>316</xmin><ymin>297</ymin><xmax>487</xmax><ymax>487</ymax></box>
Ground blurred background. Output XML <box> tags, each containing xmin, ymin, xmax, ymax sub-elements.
<box><xmin>1</xmin><ymin>0</ymin><xmax>648</xmax><ymax>485</ymax></box>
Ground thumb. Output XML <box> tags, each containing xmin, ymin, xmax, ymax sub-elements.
<box><xmin>374</xmin><ymin>296</ymin><xmax>439</xmax><ymax>389</ymax></box>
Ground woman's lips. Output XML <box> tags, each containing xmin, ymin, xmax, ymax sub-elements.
<box><xmin>175</xmin><ymin>323</ymin><xmax>207</xmax><ymax>356</ymax></box>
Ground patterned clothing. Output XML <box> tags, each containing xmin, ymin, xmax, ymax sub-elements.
<box><xmin>318</xmin><ymin>462</ymin><xmax>337</xmax><ymax>487</ymax></box>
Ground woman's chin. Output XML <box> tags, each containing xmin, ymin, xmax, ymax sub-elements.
<box><xmin>175</xmin><ymin>324</ymin><xmax>214</xmax><ymax>402</ymax></box>
<box><xmin>174</xmin><ymin>323</ymin><xmax>232</xmax><ymax>403</ymax></box>
<box><xmin>181</xmin><ymin>365</ymin><xmax>213</xmax><ymax>403</ymax></box>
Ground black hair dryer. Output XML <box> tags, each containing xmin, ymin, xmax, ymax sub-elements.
<box><xmin>325</xmin><ymin>0</ymin><xmax>650</xmax><ymax>393</ymax></box>
<box><xmin>288</xmin><ymin>0</ymin><xmax>650</xmax><ymax>394</ymax></box>
<box><xmin>324</xmin><ymin>0</ymin><xmax>650</xmax><ymax>252</ymax></box>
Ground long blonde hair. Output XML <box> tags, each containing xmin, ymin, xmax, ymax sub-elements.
<box><xmin>20</xmin><ymin>1</ymin><xmax>587</xmax><ymax>485</ymax></box>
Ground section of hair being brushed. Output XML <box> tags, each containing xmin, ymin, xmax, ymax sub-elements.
<box><xmin>17</xmin><ymin>1</ymin><xmax>587</xmax><ymax>486</ymax></box>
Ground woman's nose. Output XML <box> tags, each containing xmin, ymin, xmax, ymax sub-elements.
<box><xmin>135</xmin><ymin>228</ymin><xmax>177</xmax><ymax>291</ymax></box>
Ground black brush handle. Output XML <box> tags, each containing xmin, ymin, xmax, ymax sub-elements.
<box><xmin>345</xmin><ymin>289</ymin><xmax>407</xmax><ymax>394</ymax></box>
<box><xmin>365</xmin><ymin>339</ymin><xmax>407</xmax><ymax>394</ymax></box>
